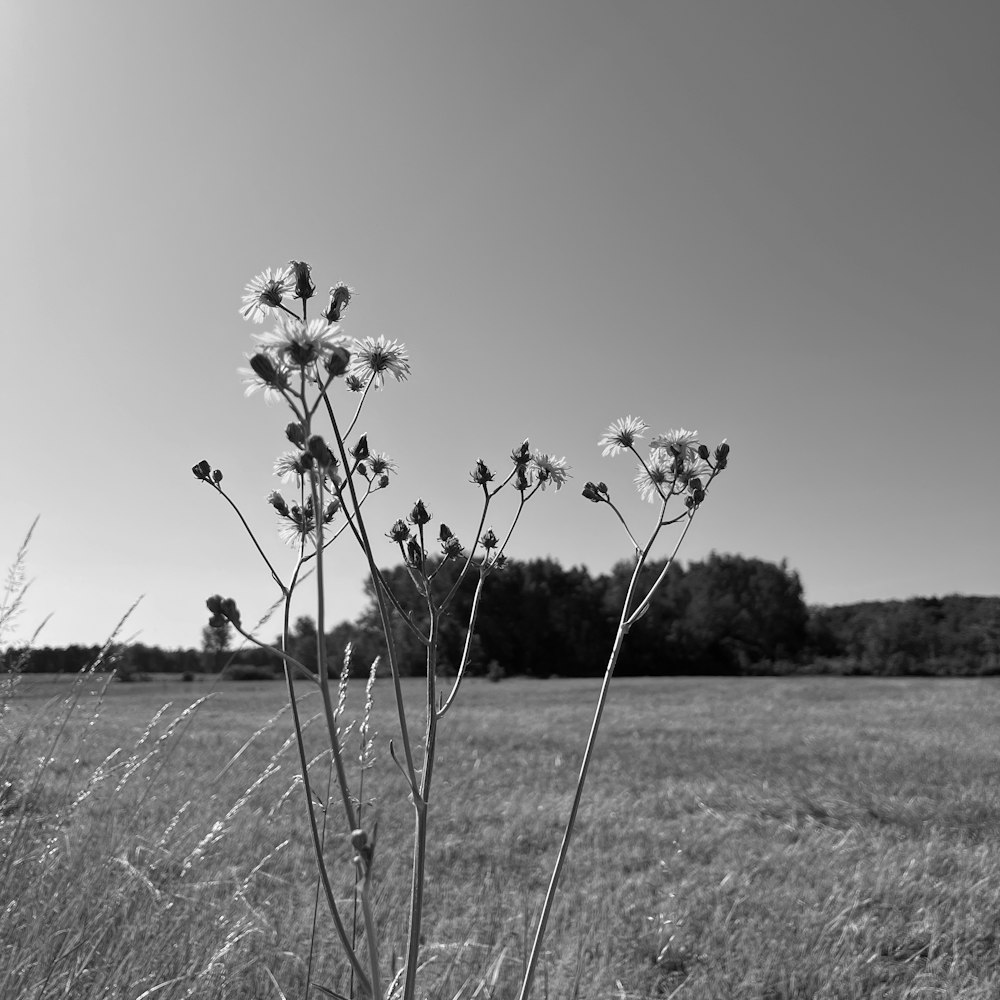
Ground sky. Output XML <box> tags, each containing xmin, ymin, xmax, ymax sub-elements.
<box><xmin>2</xmin><ymin>0</ymin><xmax>998</xmax><ymax>651</ymax></box>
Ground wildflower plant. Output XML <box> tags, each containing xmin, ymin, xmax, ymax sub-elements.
<box><xmin>195</xmin><ymin>262</ymin><xmax>568</xmax><ymax>1000</ymax></box>
<box><xmin>516</xmin><ymin>418</ymin><xmax>729</xmax><ymax>1000</ymax></box>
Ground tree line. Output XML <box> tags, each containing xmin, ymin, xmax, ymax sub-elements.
<box><xmin>6</xmin><ymin>554</ymin><xmax>998</xmax><ymax>678</ymax></box>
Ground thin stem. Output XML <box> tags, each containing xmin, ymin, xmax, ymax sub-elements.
<box><xmin>401</xmin><ymin>606</ymin><xmax>439</xmax><ymax>1000</ymax></box>
<box><xmin>323</xmin><ymin>396</ymin><xmax>420</xmax><ymax>792</ymax></box>
<box><xmin>437</xmin><ymin>570</ymin><xmax>487</xmax><ymax>718</ymax></box>
<box><xmin>227</xmin><ymin>620</ymin><xmax>317</xmax><ymax>684</ymax></box>
<box><xmin>280</xmin><ymin>592</ymin><xmax>373</xmax><ymax>997</ymax></box>
<box><xmin>517</xmin><ymin>506</ymin><xmax>666</xmax><ymax>1000</ymax></box>
<box><xmin>211</xmin><ymin>485</ymin><xmax>287</xmax><ymax>597</ymax></box>
<box><xmin>343</xmin><ymin>374</ymin><xmax>376</xmax><ymax>438</ymax></box>
<box><xmin>627</xmin><ymin>513</ymin><xmax>696</xmax><ymax>626</ymax></box>
<box><xmin>309</xmin><ymin>468</ymin><xmax>359</xmax><ymax>833</ymax></box>
<box><xmin>440</xmin><ymin>487</ymin><xmax>492</xmax><ymax>613</ymax></box>
<box><xmin>604</xmin><ymin>498</ymin><xmax>642</xmax><ymax>554</ymax></box>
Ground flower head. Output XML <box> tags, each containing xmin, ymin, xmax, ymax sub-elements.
<box><xmin>349</xmin><ymin>335</ymin><xmax>410</xmax><ymax>388</ymax></box>
<box><xmin>530</xmin><ymin>451</ymin><xmax>571</xmax><ymax>491</ymax></box>
<box><xmin>633</xmin><ymin>456</ymin><xmax>676</xmax><ymax>504</ymax></box>
<box><xmin>650</xmin><ymin>428</ymin><xmax>700</xmax><ymax>466</ymax></box>
<box><xmin>274</xmin><ymin>451</ymin><xmax>308</xmax><ymax>482</ymax></box>
<box><xmin>470</xmin><ymin>459</ymin><xmax>494</xmax><ymax>486</ymax></box>
<box><xmin>255</xmin><ymin>316</ymin><xmax>348</xmax><ymax>369</ymax></box>
<box><xmin>598</xmin><ymin>416</ymin><xmax>648</xmax><ymax>457</ymax></box>
<box><xmin>324</xmin><ymin>284</ymin><xmax>353</xmax><ymax>323</ymax></box>
<box><xmin>678</xmin><ymin>457</ymin><xmax>713</xmax><ymax>490</ymax></box>
<box><xmin>288</xmin><ymin>260</ymin><xmax>315</xmax><ymax>301</ymax></box>
<box><xmin>240</xmin><ymin>266</ymin><xmax>295</xmax><ymax>323</ymax></box>
<box><xmin>367</xmin><ymin>452</ymin><xmax>397</xmax><ymax>477</ymax></box>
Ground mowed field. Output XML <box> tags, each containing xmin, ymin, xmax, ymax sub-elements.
<box><xmin>3</xmin><ymin>673</ymin><xmax>1000</xmax><ymax>999</ymax></box>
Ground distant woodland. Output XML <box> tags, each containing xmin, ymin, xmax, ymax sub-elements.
<box><xmin>5</xmin><ymin>554</ymin><xmax>999</xmax><ymax>678</ymax></box>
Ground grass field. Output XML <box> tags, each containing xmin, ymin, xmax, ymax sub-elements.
<box><xmin>3</xmin><ymin>673</ymin><xmax>1000</xmax><ymax>999</ymax></box>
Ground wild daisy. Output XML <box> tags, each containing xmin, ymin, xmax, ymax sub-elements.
<box><xmin>598</xmin><ymin>416</ymin><xmax>648</xmax><ymax>457</ymax></box>
<box><xmin>650</xmin><ymin>428</ymin><xmax>700</xmax><ymax>465</ymax></box>
<box><xmin>349</xmin><ymin>335</ymin><xmax>410</xmax><ymax>388</ymax></box>
<box><xmin>256</xmin><ymin>316</ymin><xmax>348</xmax><ymax>369</ymax></box>
<box><xmin>366</xmin><ymin>452</ymin><xmax>397</xmax><ymax>477</ymax></box>
<box><xmin>633</xmin><ymin>456</ymin><xmax>676</xmax><ymax>503</ymax></box>
<box><xmin>679</xmin><ymin>456</ymin><xmax>713</xmax><ymax>490</ymax></box>
<box><xmin>531</xmin><ymin>451</ymin><xmax>571</xmax><ymax>491</ymax></box>
<box><xmin>274</xmin><ymin>451</ymin><xmax>307</xmax><ymax>482</ymax></box>
<box><xmin>240</xmin><ymin>265</ymin><xmax>295</xmax><ymax>323</ymax></box>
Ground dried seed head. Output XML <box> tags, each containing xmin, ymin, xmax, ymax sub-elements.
<box><xmin>387</xmin><ymin>519</ymin><xmax>410</xmax><ymax>543</ymax></box>
<box><xmin>408</xmin><ymin>499</ymin><xmax>431</xmax><ymax>526</ymax></box>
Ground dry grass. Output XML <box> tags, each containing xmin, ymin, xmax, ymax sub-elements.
<box><xmin>3</xmin><ymin>674</ymin><xmax>1000</xmax><ymax>999</ymax></box>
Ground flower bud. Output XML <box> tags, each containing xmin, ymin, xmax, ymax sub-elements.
<box><xmin>206</xmin><ymin>594</ymin><xmax>241</xmax><ymax>627</ymax></box>
<box><xmin>511</xmin><ymin>440</ymin><xmax>530</xmax><ymax>467</ymax></box>
<box><xmin>582</xmin><ymin>482</ymin><xmax>602</xmax><ymax>503</ymax></box>
<box><xmin>212</xmin><ymin>469</ymin><xmax>223</xmax><ymax>484</ymax></box>
<box><xmin>352</xmin><ymin>435</ymin><xmax>370</xmax><ymax>461</ymax></box>
<box><xmin>324</xmin><ymin>284</ymin><xmax>352</xmax><ymax>323</ymax></box>
<box><xmin>470</xmin><ymin>459</ymin><xmax>494</xmax><ymax>486</ymax></box>
<box><xmin>267</xmin><ymin>490</ymin><xmax>290</xmax><ymax>517</ymax></box>
<box><xmin>493</xmin><ymin>554</ymin><xmax>507</xmax><ymax>570</ymax></box>
<box><xmin>406</xmin><ymin>538</ymin><xmax>424</xmax><ymax>568</ymax></box>
<box><xmin>378</xmin><ymin>474</ymin><xmax>390</xmax><ymax>489</ymax></box>
<box><xmin>326</xmin><ymin>345</ymin><xmax>351</xmax><ymax>377</ymax></box>
<box><xmin>597</xmin><ymin>482</ymin><xmax>609</xmax><ymax>496</ymax></box>
<box><xmin>249</xmin><ymin>352</ymin><xmax>281</xmax><ymax>387</ymax></box>
<box><xmin>688</xmin><ymin>477</ymin><xmax>703</xmax><ymax>493</ymax></box>
<box><xmin>286</xmin><ymin>422</ymin><xmax>306</xmax><ymax>448</ymax></box>
<box><xmin>438</xmin><ymin>523</ymin><xmax>453</xmax><ymax>542</ymax></box>
<box><xmin>408</xmin><ymin>499</ymin><xmax>431</xmax><ymax>526</ymax></box>
<box><xmin>324</xmin><ymin>499</ymin><xmax>341</xmax><ymax>522</ymax></box>
<box><xmin>192</xmin><ymin>460</ymin><xmax>212</xmax><ymax>481</ymax></box>
<box><xmin>442</xmin><ymin>536</ymin><xmax>464</xmax><ymax>558</ymax></box>
<box><xmin>480</xmin><ymin>529</ymin><xmax>498</xmax><ymax>550</ymax></box>
<box><xmin>513</xmin><ymin>467</ymin><xmax>529</xmax><ymax>492</ymax></box>
<box><xmin>345</xmin><ymin>374</ymin><xmax>365</xmax><ymax>392</ymax></box>
<box><xmin>697</xmin><ymin>444</ymin><xmax>710</xmax><ymax>461</ymax></box>
<box><xmin>692</xmin><ymin>488</ymin><xmax>706</xmax><ymax>505</ymax></box>
<box><xmin>387</xmin><ymin>519</ymin><xmax>410</xmax><ymax>543</ymax></box>
<box><xmin>288</xmin><ymin>260</ymin><xmax>315</xmax><ymax>301</ymax></box>
<box><xmin>715</xmin><ymin>441</ymin><xmax>730</xmax><ymax>460</ymax></box>
<box><xmin>307</xmin><ymin>435</ymin><xmax>336</xmax><ymax>470</ymax></box>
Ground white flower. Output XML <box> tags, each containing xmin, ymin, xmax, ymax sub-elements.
<box><xmin>633</xmin><ymin>456</ymin><xmax>676</xmax><ymax>503</ymax></box>
<box><xmin>681</xmin><ymin>457</ymin><xmax>713</xmax><ymax>488</ymax></box>
<box><xmin>598</xmin><ymin>416</ymin><xmax>648</xmax><ymax>457</ymax></box>
<box><xmin>530</xmin><ymin>451</ymin><xmax>571</xmax><ymax>491</ymax></box>
<box><xmin>650</xmin><ymin>428</ymin><xmax>699</xmax><ymax>465</ymax></box>
<box><xmin>367</xmin><ymin>452</ymin><xmax>397</xmax><ymax>476</ymax></box>
<box><xmin>240</xmin><ymin>266</ymin><xmax>295</xmax><ymax>324</ymax></box>
<box><xmin>273</xmin><ymin>451</ymin><xmax>306</xmax><ymax>482</ymax></box>
<box><xmin>255</xmin><ymin>316</ymin><xmax>348</xmax><ymax>369</ymax></box>
<box><xmin>349</xmin><ymin>336</ymin><xmax>410</xmax><ymax>388</ymax></box>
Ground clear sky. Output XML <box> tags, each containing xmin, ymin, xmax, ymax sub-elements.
<box><xmin>3</xmin><ymin>1</ymin><xmax>998</xmax><ymax>651</ymax></box>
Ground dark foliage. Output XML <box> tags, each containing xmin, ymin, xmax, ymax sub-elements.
<box><xmin>4</xmin><ymin>557</ymin><xmax>996</xmax><ymax>677</ymax></box>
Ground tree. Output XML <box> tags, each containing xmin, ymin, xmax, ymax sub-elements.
<box><xmin>201</xmin><ymin>622</ymin><xmax>232</xmax><ymax>673</ymax></box>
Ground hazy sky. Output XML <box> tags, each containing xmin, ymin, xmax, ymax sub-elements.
<box><xmin>3</xmin><ymin>1</ymin><xmax>998</xmax><ymax>650</ymax></box>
